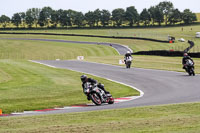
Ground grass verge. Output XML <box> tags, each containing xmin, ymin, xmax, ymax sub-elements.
<box><xmin>0</xmin><ymin>59</ymin><xmax>139</xmax><ymax>114</ymax></box>
<box><xmin>1</xmin><ymin>102</ymin><xmax>200</xmax><ymax>133</ymax></box>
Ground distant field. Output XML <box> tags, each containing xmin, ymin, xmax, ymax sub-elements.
<box><xmin>0</xmin><ymin>36</ymin><xmax>199</xmax><ymax>73</ymax></box>
<box><xmin>0</xmin><ymin>36</ymin><xmax>199</xmax><ymax>74</ymax></box>
<box><xmin>2</xmin><ymin>25</ymin><xmax>200</xmax><ymax>39</ymax></box>
<box><xmin>0</xmin><ymin>34</ymin><xmax>199</xmax><ymax>54</ymax></box>
<box><xmin>1</xmin><ymin>25</ymin><xmax>200</xmax><ymax>52</ymax></box>
<box><xmin>0</xmin><ymin>38</ymin><xmax>118</xmax><ymax>59</ymax></box>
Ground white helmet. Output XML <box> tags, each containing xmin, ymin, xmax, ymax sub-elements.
<box><xmin>126</xmin><ymin>51</ymin><xmax>130</xmax><ymax>54</ymax></box>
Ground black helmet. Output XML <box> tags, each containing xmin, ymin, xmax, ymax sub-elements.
<box><xmin>80</xmin><ymin>75</ymin><xmax>87</xmax><ymax>82</ymax></box>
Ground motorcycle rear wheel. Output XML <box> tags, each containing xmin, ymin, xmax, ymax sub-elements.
<box><xmin>191</xmin><ymin>68</ymin><xmax>195</xmax><ymax>76</ymax></box>
<box><xmin>126</xmin><ymin>61</ymin><xmax>131</xmax><ymax>68</ymax></box>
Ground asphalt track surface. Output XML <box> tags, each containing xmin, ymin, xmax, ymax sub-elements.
<box><xmin>12</xmin><ymin>60</ymin><xmax>199</xmax><ymax>116</ymax></box>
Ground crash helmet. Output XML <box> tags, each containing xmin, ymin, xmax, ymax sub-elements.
<box><xmin>183</xmin><ymin>53</ymin><xmax>188</xmax><ymax>57</ymax></box>
<box><xmin>126</xmin><ymin>51</ymin><xmax>130</xmax><ymax>54</ymax></box>
<box><xmin>80</xmin><ymin>75</ymin><xmax>87</xmax><ymax>82</ymax></box>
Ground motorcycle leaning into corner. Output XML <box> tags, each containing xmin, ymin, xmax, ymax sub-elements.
<box><xmin>83</xmin><ymin>82</ymin><xmax>114</xmax><ymax>105</ymax></box>
<box><xmin>184</xmin><ymin>59</ymin><xmax>195</xmax><ymax>76</ymax></box>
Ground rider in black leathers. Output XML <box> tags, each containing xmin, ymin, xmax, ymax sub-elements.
<box><xmin>182</xmin><ymin>53</ymin><xmax>194</xmax><ymax>69</ymax></box>
<box><xmin>80</xmin><ymin>75</ymin><xmax>110</xmax><ymax>100</ymax></box>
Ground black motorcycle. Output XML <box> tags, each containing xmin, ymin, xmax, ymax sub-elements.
<box><xmin>184</xmin><ymin>59</ymin><xmax>195</xmax><ymax>76</ymax></box>
<box><xmin>83</xmin><ymin>83</ymin><xmax>114</xmax><ymax>105</ymax></box>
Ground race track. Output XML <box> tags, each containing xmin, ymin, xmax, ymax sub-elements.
<box><xmin>1</xmin><ymin>38</ymin><xmax>199</xmax><ymax>116</ymax></box>
<box><xmin>16</xmin><ymin>60</ymin><xmax>199</xmax><ymax>116</ymax></box>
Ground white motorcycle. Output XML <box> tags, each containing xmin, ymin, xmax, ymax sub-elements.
<box><xmin>125</xmin><ymin>56</ymin><xmax>132</xmax><ymax>68</ymax></box>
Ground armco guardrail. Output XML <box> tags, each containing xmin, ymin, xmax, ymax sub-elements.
<box><xmin>133</xmin><ymin>50</ymin><xmax>200</xmax><ymax>58</ymax></box>
<box><xmin>0</xmin><ymin>32</ymin><xmax>169</xmax><ymax>43</ymax></box>
<box><xmin>133</xmin><ymin>50</ymin><xmax>184</xmax><ymax>57</ymax></box>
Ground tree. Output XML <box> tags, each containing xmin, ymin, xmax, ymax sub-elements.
<box><xmin>158</xmin><ymin>1</ymin><xmax>174</xmax><ymax>25</ymax></box>
<box><xmin>154</xmin><ymin>6</ymin><xmax>164</xmax><ymax>26</ymax></box>
<box><xmin>50</xmin><ymin>10</ymin><xmax>59</xmax><ymax>27</ymax></box>
<box><xmin>38</xmin><ymin>7</ymin><xmax>53</xmax><ymax>27</ymax></box>
<box><xmin>148</xmin><ymin>6</ymin><xmax>156</xmax><ymax>25</ymax></box>
<box><xmin>31</xmin><ymin>8</ymin><xmax>41</xmax><ymax>28</ymax></box>
<box><xmin>56</xmin><ymin>9</ymin><xmax>63</xmax><ymax>27</ymax></box>
<box><xmin>73</xmin><ymin>11</ymin><xmax>84</xmax><ymax>27</ymax></box>
<box><xmin>58</xmin><ymin>10</ymin><xmax>71</xmax><ymax>27</ymax></box>
<box><xmin>100</xmin><ymin>9</ymin><xmax>111</xmax><ymax>27</ymax></box>
<box><xmin>19</xmin><ymin>12</ymin><xmax>26</xmax><ymax>28</ymax></box>
<box><xmin>67</xmin><ymin>9</ymin><xmax>78</xmax><ymax>27</ymax></box>
<box><xmin>93</xmin><ymin>9</ymin><xmax>101</xmax><ymax>26</ymax></box>
<box><xmin>85</xmin><ymin>11</ymin><xmax>95</xmax><ymax>27</ymax></box>
<box><xmin>11</xmin><ymin>13</ymin><xmax>21</xmax><ymax>28</ymax></box>
<box><xmin>38</xmin><ymin>10</ymin><xmax>46</xmax><ymax>27</ymax></box>
<box><xmin>112</xmin><ymin>8</ymin><xmax>125</xmax><ymax>27</ymax></box>
<box><xmin>125</xmin><ymin>6</ymin><xmax>139</xmax><ymax>27</ymax></box>
<box><xmin>0</xmin><ymin>15</ymin><xmax>10</xmax><ymax>28</ymax></box>
<box><xmin>168</xmin><ymin>9</ymin><xmax>182</xmax><ymax>25</ymax></box>
<box><xmin>182</xmin><ymin>9</ymin><xmax>197</xmax><ymax>24</ymax></box>
<box><xmin>25</xmin><ymin>9</ymin><xmax>34</xmax><ymax>28</ymax></box>
<box><xmin>140</xmin><ymin>8</ymin><xmax>151</xmax><ymax>26</ymax></box>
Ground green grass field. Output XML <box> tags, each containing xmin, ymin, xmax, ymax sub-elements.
<box><xmin>0</xmin><ymin>59</ymin><xmax>139</xmax><ymax>114</ymax></box>
<box><xmin>0</xmin><ymin>35</ymin><xmax>199</xmax><ymax>73</ymax></box>
<box><xmin>2</xmin><ymin>25</ymin><xmax>200</xmax><ymax>40</ymax></box>
<box><xmin>0</xmin><ymin>34</ymin><xmax>198</xmax><ymax>54</ymax></box>
<box><xmin>0</xmin><ymin>26</ymin><xmax>200</xmax><ymax>133</ymax></box>
<box><xmin>0</xmin><ymin>38</ymin><xmax>140</xmax><ymax>114</ymax></box>
<box><xmin>0</xmin><ymin>38</ymin><xmax>118</xmax><ymax>59</ymax></box>
<box><xmin>0</xmin><ymin>34</ymin><xmax>199</xmax><ymax>115</ymax></box>
<box><xmin>1</xmin><ymin>24</ymin><xmax>200</xmax><ymax>52</ymax></box>
<box><xmin>1</xmin><ymin>102</ymin><xmax>200</xmax><ymax>133</ymax></box>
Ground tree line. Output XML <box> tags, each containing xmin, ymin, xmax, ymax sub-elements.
<box><xmin>0</xmin><ymin>1</ymin><xmax>197</xmax><ymax>29</ymax></box>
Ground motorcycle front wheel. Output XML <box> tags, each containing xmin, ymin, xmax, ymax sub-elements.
<box><xmin>108</xmin><ymin>97</ymin><xmax>114</xmax><ymax>104</ymax></box>
<box><xmin>90</xmin><ymin>93</ymin><xmax>102</xmax><ymax>105</ymax></box>
<box><xmin>191</xmin><ymin>68</ymin><xmax>195</xmax><ymax>76</ymax></box>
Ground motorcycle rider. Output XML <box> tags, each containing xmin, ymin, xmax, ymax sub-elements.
<box><xmin>124</xmin><ymin>51</ymin><xmax>133</xmax><ymax>68</ymax></box>
<box><xmin>182</xmin><ymin>52</ymin><xmax>194</xmax><ymax>70</ymax></box>
<box><xmin>80</xmin><ymin>75</ymin><xmax>110</xmax><ymax>100</ymax></box>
